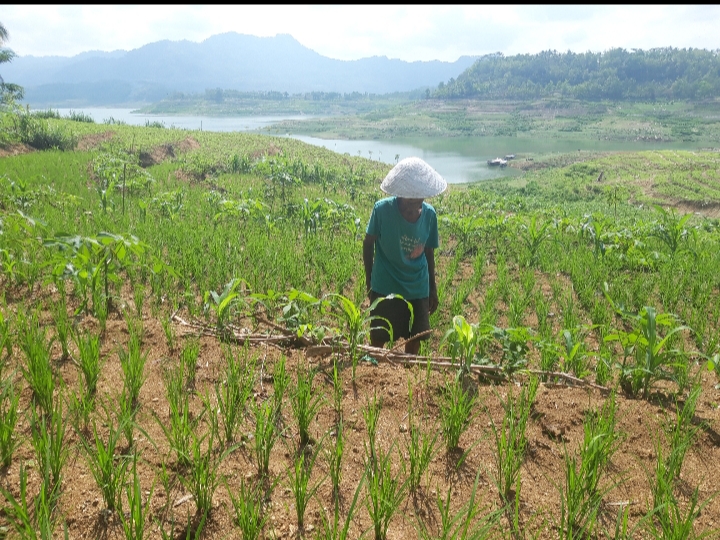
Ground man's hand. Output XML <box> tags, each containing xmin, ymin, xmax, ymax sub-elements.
<box><xmin>429</xmin><ymin>288</ymin><xmax>439</xmax><ymax>314</ymax></box>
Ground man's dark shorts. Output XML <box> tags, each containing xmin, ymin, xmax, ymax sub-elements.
<box><xmin>369</xmin><ymin>291</ymin><xmax>431</xmax><ymax>344</ymax></box>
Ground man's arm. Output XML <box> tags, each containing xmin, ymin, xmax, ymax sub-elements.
<box><xmin>363</xmin><ymin>234</ymin><xmax>377</xmax><ymax>296</ymax></box>
<box><xmin>425</xmin><ymin>246</ymin><xmax>438</xmax><ymax>314</ymax></box>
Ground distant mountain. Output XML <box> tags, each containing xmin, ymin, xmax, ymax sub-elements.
<box><xmin>2</xmin><ymin>33</ymin><xmax>477</xmax><ymax>106</ymax></box>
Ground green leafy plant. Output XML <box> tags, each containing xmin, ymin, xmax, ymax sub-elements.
<box><xmin>119</xmin><ymin>322</ymin><xmax>148</xmax><ymax>410</ymax></box>
<box><xmin>180</xmin><ymin>337</ymin><xmax>200</xmax><ymax>391</ymax></box>
<box><xmin>441</xmin><ymin>315</ymin><xmax>492</xmax><ymax>376</ymax></box>
<box><xmin>74</xmin><ymin>329</ymin><xmax>102</xmax><ymax>397</ymax></box>
<box><xmin>181</xmin><ymin>429</ymin><xmax>228</xmax><ymax>520</ymax></box>
<box><xmin>215</xmin><ymin>345</ymin><xmax>255</xmax><ymax>445</ymax></box>
<box><xmin>363</xmin><ymin>391</ymin><xmax>382</xmax><ymax>462</ymax></box>
<box><xmin>156</xmin><ymin>362</ymin><xmax>198</xmax><ymax>467</ymax></box>
<box><xmin>605</xmin><ymin>303</ymin><xmax>689</xmax><ymax>398</ymax></box>
<box><xmin>17</xmin><ymin>311</ymin><xmax>55</xmax><ymax>417</ymax></box>
<box><xmin>404</xmin><ymin>383</ymin><xmax>438</xmax><ymax>494</ymax></box>
<box><xmin>204</xmin><ymin>278</ymin><xmax>248</xmax><ymax>335</ymax></box>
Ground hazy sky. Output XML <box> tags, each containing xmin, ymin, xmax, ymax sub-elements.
<box><xmin>2</xmin><ymin>5</ymin><xmax>720</xmax><ymax>61</ymax></box>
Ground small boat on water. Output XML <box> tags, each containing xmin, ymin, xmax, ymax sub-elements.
<box><xmin>487</xmin><ymin>157</ymin><xmax>508</xmax><ymax>167</ymax></box>
<box><xmin>504</xmin><ymin>154</ymin><xmax>516</xmax><ymax>160</ymax></box>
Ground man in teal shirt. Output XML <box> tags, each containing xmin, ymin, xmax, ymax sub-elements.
<box><xmin>363</xmin><ymin>157</ymin><xmax>446</xmax><ymax>354</ymax></box>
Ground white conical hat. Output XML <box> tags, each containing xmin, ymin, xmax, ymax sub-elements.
<box><xmin>380</xmin><ymin>157</ymin><xmax>447</xmax><ymax>198</ymax></box>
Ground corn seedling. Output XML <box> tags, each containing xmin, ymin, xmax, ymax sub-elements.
<box><xmin>290</xmin><ymin>363</ymin><xmax>322</xmax><ymax>447</ymax></box>
<box><xmin>120</xmin><ymin>453</ymin><xmax>154</xmax><ymax>540</ymax></box>
<box><xmin>287</xmin><ymin>442</ymin><xmax>324</xmax><ymax>531</ymax></box>
<box><xmin>0</xmin><ymin>376</ymin><xmax>20</xmax><ymax>468</ymax></box>
<box><xmin>81</xmin><ymin>410</ymin><xmax>130</xmax><ymax>512</ymax></box>
<box><xmin>204</xmin><ymin>277</ymin><xmax>247</xmax><ymax>335</ymax></box>
<box><xmin>438</xmin><ymin>376</ymin><xmax>477</xmax><ymax>452</ymax></box>
<box><xmin>441</xmin><ymin>315</ymin><xmax>492</xmax><ymax>376</ymax></box>
<box><xmin>74</xmin><ymin>329</ymin><xmax>102</xmax><ymax>397</ymax></box>
<box><xmin>252</xmin><ymin>398</ymin><xmax>278</xmax><ymax>477</ymax></box>
<box><xmin>489</xmin><ymin>376</ymin><xmax>538</xmax><ymax>505</ymax></box>
<box><xmin>227</xmin><ymin>477</ymin><xmax>268</xmax><ymax>540</ymax></box>
<box><xmin>365</xmin><ymin>442</ymin><xmax>408</xmax><ymax>540</ymax></box>
<box><xmin>556</xmin><ymin>392</ymin><xmax>621</xmax><ymax>539</ymax></box>
<box><xmin>18</xmin><ymin>311</ymin><xmax>55</xmax><ymax>417</ymax></box>
<box><xmin>605</xmin><ymin>303</ymin><xmax>690</xmax><ymax>398</ymax></box>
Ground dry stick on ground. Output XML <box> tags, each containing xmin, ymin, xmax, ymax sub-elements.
<box><xmin>172</xmin><ymin>315</ymin><xmax>609</xmax><ymax>392</ymax></box>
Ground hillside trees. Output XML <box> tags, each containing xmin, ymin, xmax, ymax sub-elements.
<box><xmin>435</xmin><ymin>47</ymin><xmax>720</xmax><ymax>101</ymax></box>
<box><xmin>0</xmin><ymin>21</ymin><xmax>24</xmax><ymax>105</ymax></box>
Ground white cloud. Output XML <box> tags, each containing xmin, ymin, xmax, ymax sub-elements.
<box><xmin>1</xmin><ymin>5</ymin><xmax>719</xmax><ymax>60</ymax></box>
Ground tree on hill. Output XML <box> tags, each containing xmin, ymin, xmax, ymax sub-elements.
<box><xmin>0</xmin><ymin>21</ymin><xmax>24</xmax><ymax>106</ymax></box>
<box><xmin>434</xmin><ymin>48</ymin><xmax>720</xmax><ymax>101</ymax></box>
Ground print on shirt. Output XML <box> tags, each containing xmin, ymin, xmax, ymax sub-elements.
<box><xmin>401</xmin><ymin>234</ymin><xmax>425</xmax><ymax>260</ymax></box>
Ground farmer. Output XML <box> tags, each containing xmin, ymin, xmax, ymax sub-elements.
<box><xmin>363</xmin><ymin>157</ymin><xmax>446</xmax><ymax>355</ymax></box>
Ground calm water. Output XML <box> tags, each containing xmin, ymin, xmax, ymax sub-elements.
<box><xmin>57</xmin><ymin>108</ymin><xmax>704</xmax><ymax>184</ymax></box>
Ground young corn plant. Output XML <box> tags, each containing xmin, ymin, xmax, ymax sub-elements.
<box><xmin>365</xmin><ymin>442</ymin><xmax>408</xmax><ymax>540</ymax></box>
<box><xmin>204</xmin><ymin>277</ymin><xmax>248</xmax><ymax>336</ymax></box>
<box><xmin>120</xmin><ymin>453</ymin><xmax>154</xmax><ymax>540</ymax></box>
<box><xmin>287</xmin><ymin>442</ymin><xmax>324</xmax><ymax>532</ymax></box>
<box><xmin>441</xmin><ymin>315</ymin><xmax>492</xmax><ymax>377</ymax></box>
<box><xmin>327</xmin><ymin>293</ymin><xmax>397</xmax><ymax>380</ymax></box>
<box><xmin>438</xmin><ymin>376</ymin><xmax>477</xmax><ymax>453</ymax></box>
<box><xmin>0</xmin><ymin>376</ymin><xmax>20</xmax><ymax>468</ymax></box>
<box><xmin>252</xmin><ymin>398</ymin><xmax>278</xmax><ymax>477</ymax></box>
<box><xmin>290</xmin><ymin>363</ymin><xmax>323</xmax><ymax>447</ymax></box>
<box><xmin>18</xmin><ymin>311</ymin><xmax>55</xmax><ymax>417</ymax></box>
<box><xmin>605</xmin><ymin>304</ymin><xmax>689</xmax><ymax>398</ymax></box>
<box><xmin>227</xmin><ymin>477</ymin><xmax>268</xmax><ymax>540</ymax></box>
<box><xmin>557</xmin><ymin>393</ymin><xmax>621</xmax><ymax>539</ymax></box>
<box><xmin>81</xmin><ymin>410</ymin><xmax>131</xmax><ymax>512</ymax></box>
<box><xmin>489</xmin><ymin>376</ymin><xmax>538</xmax><ymax>505</ymax></box>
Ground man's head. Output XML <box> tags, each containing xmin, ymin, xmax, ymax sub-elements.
<box><xmin>397</xmin><ymin>197</ymin><xmax>424</xmax><ymax>223</ymax></box>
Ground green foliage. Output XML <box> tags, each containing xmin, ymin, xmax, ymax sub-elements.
<box><xmin>438</xmin><ymin>376</ymin><xmax>477</xmax><ymax>452</ymax></box>
<box><xmin>290</xmin><ymin>363</ymin><xmax>322</xmax><ymax>447</ymax></box>
<box><xmin>13</xmin><ymin>113</ymin><xmax>78</xmax><ymax>150</ymax></box>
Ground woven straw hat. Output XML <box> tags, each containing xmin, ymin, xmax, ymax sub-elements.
<box><xmin>380</xmin><ymin>157</ymin><xmax>447</xmax><ymax>198</ymax></box>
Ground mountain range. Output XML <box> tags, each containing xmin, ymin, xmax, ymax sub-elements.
<box><xmin>2</xmin><ymin>32</ymin><xmax>477</xmax><ymax>106</ymax></box>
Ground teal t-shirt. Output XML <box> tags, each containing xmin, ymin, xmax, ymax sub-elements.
<box><xmin>366</xmin><ymin>197</ymin><xmax>439</xmax><ymax>300</ymax></box>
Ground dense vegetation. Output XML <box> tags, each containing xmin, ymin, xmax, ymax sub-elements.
<box><xmin>2</xmin><ymin>116</ymin><xmax>720</xmax><ymax>538</ymax></box>
<box><xmin>435</xmin><ymin>48</ymin><xmax>720</xmax><ymax>101</ymax></box>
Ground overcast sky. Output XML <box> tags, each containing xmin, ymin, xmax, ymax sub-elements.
<box><xmin>2</xmin><ymin>5</ymin><xmax>720</xmax><ymax>61</ymax></box>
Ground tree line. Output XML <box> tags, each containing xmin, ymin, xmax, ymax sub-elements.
<box><xmin>434</xmin><ymin>48</ymin><xmax>720</xmax><ymax>101</ymax></box>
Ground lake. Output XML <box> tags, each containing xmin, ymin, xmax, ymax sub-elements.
<box><xmin>56</xmin><ymin>108</ymin><xmax>704</xmax><ymax>184</ymax></box>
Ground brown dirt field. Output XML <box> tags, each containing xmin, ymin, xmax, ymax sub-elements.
<box><xmin>0</xmin><ymin>143</ymin><xmax>34</xmax><ymax>158</ymax></box>
<box><xmin>77</xmin><ymin>131</ymin><xmax>116</xmax><ymax>151</ymax></box>
<box><xmin>139</xmin><ymin>137</ymin><xmax>201</xmax><ymax>167</ymax></box>
<box><xmin>1</xmin><ymin>280</ymin><xmax>720</xmax><ymax>540</ymax></box>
